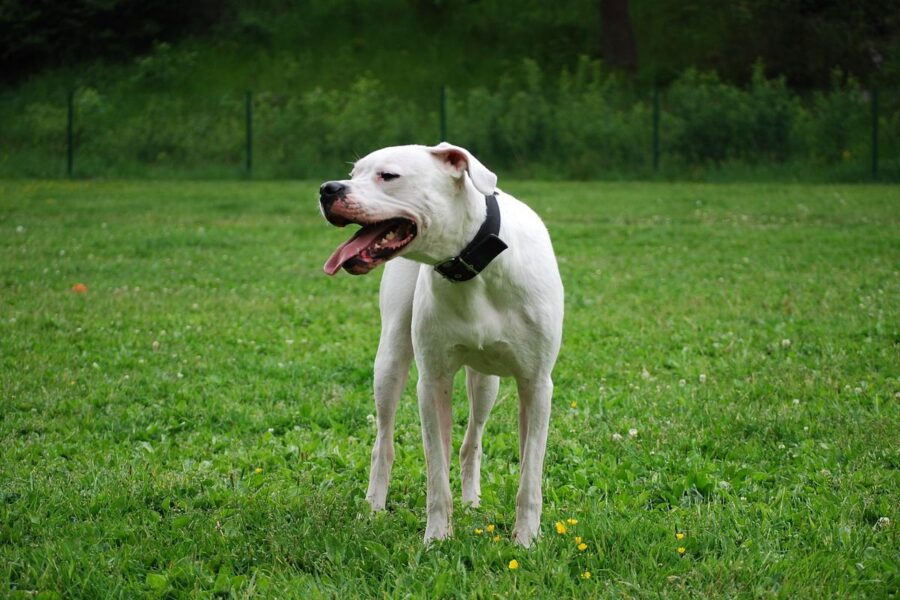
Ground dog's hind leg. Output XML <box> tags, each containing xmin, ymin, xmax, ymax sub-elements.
<box><xmin>460</xmin><ymin>367</ymin><xmax>499</xmax><ymax>507</ymax></box>
<box><xmin>512</xmin><ymin>375</ymin><xmax>553</xmax><ymax>547</ymax></box>
<box><xmin>366</xmin><ymin>259</ymin><xmax>418</xmax><ymax>511</ymax></box>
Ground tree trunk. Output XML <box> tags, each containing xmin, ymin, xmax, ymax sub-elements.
<box><xmin>600</xmin><ymin>0</ymin><xmax>638</xmax><ymax>72</ymax></box>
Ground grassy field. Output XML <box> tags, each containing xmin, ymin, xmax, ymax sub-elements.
<box><xmin>1</xmin><ymin>179</ymin><xmax>898</xmax><ymax>598</ymax></box>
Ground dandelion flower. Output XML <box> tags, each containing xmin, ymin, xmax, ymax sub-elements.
<box><xmin>581</xmin><ymin>571</ymin><xmax>592</xmax><ymax>580</ymax></box>
<box><xmin>567</xmin><ymin>518</ymin><xmax>578</xmax><ymax>525</ymax></box>
<box><xmin>508</xmin><ymin>559</ymin><xmax>519</xmax><ymax>570</ymax></box>
<box><xmin>555</xmin><ymin>522</ymin><xmax>567</xmax><ymax>535</ymax></box>
<box><xmin>474</xmin><ymin>528</ymin><xmax>483</xmax><ymax>535</ymax></box>
<box><xmin>492</xmin><ymin>535</ymin><xmax>501</xmax><ymax>542</ymax></box>
<box><xmin>575</xmin><ymin>536</ymin><xmax>582</xmax><ymax>544</ymax></box>
<box><xmin>577</xmin><ymin>543</ymin><xmax>588</xmax><ymax>551</ymax></box>
<box><xmin>677</xmin><ymin>546</ymin><xmax>686</xmax><ymax>555</ymax></box>
<box><xmin>254</xmin><ymin>467</ymin><xmax>263</xmax><ymax>474</ymax></box>
<box><xmin>485</xmin><ymin>524</ymin><xmax>495</xmax><ymax>533</ymax></box>
<box><xmin>676</xmin><ymin>532</ymin><xmax>685</xmax><ymax>540</ymax></box>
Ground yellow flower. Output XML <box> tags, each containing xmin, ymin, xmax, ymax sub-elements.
<box><xmin>474</xmin><ymin>528</ymin><xmax>483</xmax><ymax>535</ymax></box>
<box><xmin>567</xmin><ymin>518</ymin><xmax>578</xmax><ymax>525</ymax></box>
<box><xmin>570</xmin><ymin>401</ymin><xmax>577</xmax><ymax>408</ymax></box>
<box><xmin>575</xmin><ymin>536</ymin><xmax>582</xmax><ymax>544</ymax></box>
<box><xmin>581</xmin><ymin>571</ymin><xmax>592</xmax><ymax>580</ymax></box>
<box><xmin>676</xmin><ymin>532</ymin><xmax>685</xmax><ymax>540</ymax></box>
<box><xmin>555</xmin><ymin>522</ymin><xmax>567</xmax><ymax>535</ymax></box>
<box><xmin>577</xmin><ymin>542</ymin><xmax>588</xmax><ymax>551</ymax></box>
<box><xmin>492</xmin><ymin>535</ymin><xmax>501</xmax><ymax>542</ymax></box>
<box><xmin>254</xmin><ymin>467</ymin><xmax>263</xmax><ymax>474</ymax></box>
<box><xmin>677</xmin><ymin>547</ymin><xmax>686</xmax><ymax>555</ymax></box>
<box><xmin>486</xmin><ymin>524</ymin><xmax>495</xmax><ymax>533</ymax></box>
<box><xmin>508</xmin><ymin>559</ymin><xmax>519</xmax><ymax>570</ymax></box>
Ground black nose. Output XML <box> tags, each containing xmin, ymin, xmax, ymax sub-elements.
<box><xmin>320</xmin><ymin>181</ymin><xmax>346</xmax><ymax>199</ymax></box>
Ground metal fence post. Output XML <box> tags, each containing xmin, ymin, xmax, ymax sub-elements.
<box><xmin>67</xmin><ymin>90</ymin><xmax>74</xmax><ymax>178</ymax></box>
<box><xmin>245</xmin><ymin>91</ymin><xmax>253</xmax><ymax>176</ymax></box>
<box><xmin>652</xmin><ymin>84</ymin><xmax>660</xmax><ymax>173</ymax></box>
<box><xmin>871</xmin><ymin>86</ymin><xmax>879</xmax><ymax>180</ymax></box>
<box><xmin>440</xmin><ymin>86</ymin><xmax>447</xmax><ymax>141</ymax></box>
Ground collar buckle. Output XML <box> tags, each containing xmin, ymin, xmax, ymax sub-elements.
<box><xmin>435</xmin><ymin>256</ymin><xmax>480</xmax><ymax>281</ymax></box>
<box><xmin>434</xmin><ymin>193</ymin><xmax>508</xmax><ymax>283</ymax></box>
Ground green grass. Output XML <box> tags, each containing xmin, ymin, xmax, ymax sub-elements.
<box><xmin>1</xmin><ymin>180</ymin><xmax>898</xmax><ymax>598</ymax></box>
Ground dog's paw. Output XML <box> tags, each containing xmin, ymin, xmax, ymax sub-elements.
<box><xmin>461</xmin><ymin>494</ymin><xmax>481</xmax><ymax>508</ymax></box>
<box><xmin>365</xmin><ymin>485</ymin><xmax>389</xmax><ymax>511</ymax></box>
<box><xmin>512</xmin><ymin>526</ymin><xmax>540</xmax><ymax>548</ymax></box>
<box><xmin>423</xmin><ymin>524</ymin><xmax>452</xmax><ymax>545</ymax></box>
<box><xmin>366</xmin><ymin>497</ymin><xmax>387</xmax><ymax>512</ymax></box>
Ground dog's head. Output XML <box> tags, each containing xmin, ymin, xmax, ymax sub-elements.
<box><xmin>320</xmin><ymin>143</ymin><xmax>497</xmax><ymax>275</ymax></box>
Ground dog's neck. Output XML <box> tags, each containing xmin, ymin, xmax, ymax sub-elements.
<box><xmin>407</xmin><ymin>179</ymin><xmax>489</xmax><ymax>266</ymax></box>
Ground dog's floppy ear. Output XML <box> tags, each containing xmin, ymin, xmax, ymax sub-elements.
<box><xmin>428</xmin><ymin>142</ymin><xmax>497</xmax><ymax>195</ymax></box>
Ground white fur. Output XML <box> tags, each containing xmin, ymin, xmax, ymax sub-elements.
<box><xmin>325</xmin><ymin>143</ymin><xmax>563</xmax><ymax>547</ymax></box>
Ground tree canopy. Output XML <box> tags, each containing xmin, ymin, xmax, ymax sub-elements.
<box><xmin>1</xmin><ymin>0</ymin><xmax>897</xmax><ymax>88</ymax></box>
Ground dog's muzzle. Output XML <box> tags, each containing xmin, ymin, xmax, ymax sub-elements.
<box><xmin>319</xmin><ymin>180</ymin><xmax>418</xmax><ymax>276</ymax></box>
<box><xmin>319</xmin><ymin>181</ymin><xmax>350</xmax><ymax>226</ymax></box>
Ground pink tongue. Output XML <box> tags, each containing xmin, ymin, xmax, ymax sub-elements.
<box><xmin>323</xmin><ymin>222</ymin><xmax>394</xmax><ymax>275</ymax></box>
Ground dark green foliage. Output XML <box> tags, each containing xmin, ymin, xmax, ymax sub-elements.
<box><xmin>666</xmin><ymin>66</ymin><xmax>800</xmax><ymax>164</ymax></box>
<box><xmin>3</xmin><ymin>0</ymin><xmax>898</xmax><ymax>89</ymax></box>
<box><xmin>0</xmin><ymin>0</ymin><xmax>223</xmax><ymax>83</ymax></box>
<box><xmin>2</xmin><ymin>0</ymin><xmax>898</xmax><ymax>180</ymax></box>
<box><xmin>1</xmin><ymin>59</ymin><xmax>896</xmax><ymax>180</ymax></box>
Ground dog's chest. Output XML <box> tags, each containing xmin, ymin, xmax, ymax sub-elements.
<box><xmin>448</xmin><ymin>339</ymin><xmax>517</xmax><ymax>377</ymax></box>
<box><xmin>414</xmin><ymin>280</ymin><xmax>530</xmax><ymax>376</ymax></box>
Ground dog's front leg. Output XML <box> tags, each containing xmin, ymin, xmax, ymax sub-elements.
<box><xmin>366</xmin><ymin>339</ymin><xmax>412</xmax><ymax>510</ymax></box>
<box><xmin>417</xmin><ymin>372</ymin><xmax>454</xmax><ymax>543</ymax></box>
<box><xmin>512</xmin><ymin>375</ymin><xmax>553</xmax><ymax>547</ymax></box>
<box><xmin>366</xmin><ymin>260</ymin><xmax>416</xmax><ymax>511</ymax></box>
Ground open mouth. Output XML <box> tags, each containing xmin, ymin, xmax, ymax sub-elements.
<box><xmin>323</xmin><ymin>217</ymin><xmax>418</xmax><ymax>275</ymax></box>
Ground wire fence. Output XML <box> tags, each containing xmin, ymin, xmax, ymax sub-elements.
<box><xmin>1</xmin><ymin>82</ymin><xmax>897</xmax><ymax>181</ymax></box>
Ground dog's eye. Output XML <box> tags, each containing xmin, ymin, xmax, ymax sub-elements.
<box><xmin>379</xmin><ymin>172</ymin><xmax>400</xmax><ymax>182</ymax></box>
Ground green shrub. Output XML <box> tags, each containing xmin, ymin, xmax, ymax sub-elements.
<box><xmin>743</xmin><ymin>63</ymin><xmax>798</xmax><ymax>162</ymax></box>
<box><xmin>667</xmin><ymin>69</ymin><xmax>752</xmax><ymax>164</ymax></box>
<box><xmin>801</xmin><ymin>72</ymin><xmax>867</xmax><ymax>164</ymax></box>
<box><xmin>551</xmin><ymin>61</ymin><xmax>649</xmax><ymax>177</ymax></box>
<box><xmin>0</xmin><ymin>60</ymin><xmax>894</xmax><ymax>180</ymax></box>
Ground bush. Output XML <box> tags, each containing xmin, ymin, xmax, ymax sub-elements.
<box><xmin>667</xmin><ymin>69</ymin><xmax>753</xmax><ymax>164</ymax></box>
<box><xmin>551</xmin><ymin>60</ymin><xmax>649</xmax><ymax>177</ymax></box>
<box><xmin>799</xmin><ymin>72</ymin><xmax>867</xmax><ymax>163</ymax></box>
<box><xmin>0</xmin><ymin>60</ymin><xmax>893</xmax><ymax>180</ymax></box>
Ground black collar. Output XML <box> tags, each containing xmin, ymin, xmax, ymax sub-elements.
<box><xmin>434</xmin><ymin>193</ymin><xmax>508</xmax><ymax>282</ymax></box>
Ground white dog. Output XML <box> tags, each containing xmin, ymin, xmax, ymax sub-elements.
<box><xmin>319</xmin><ymin>143</ymin><xmax>563</xmax><ymax>546</ymax></box>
